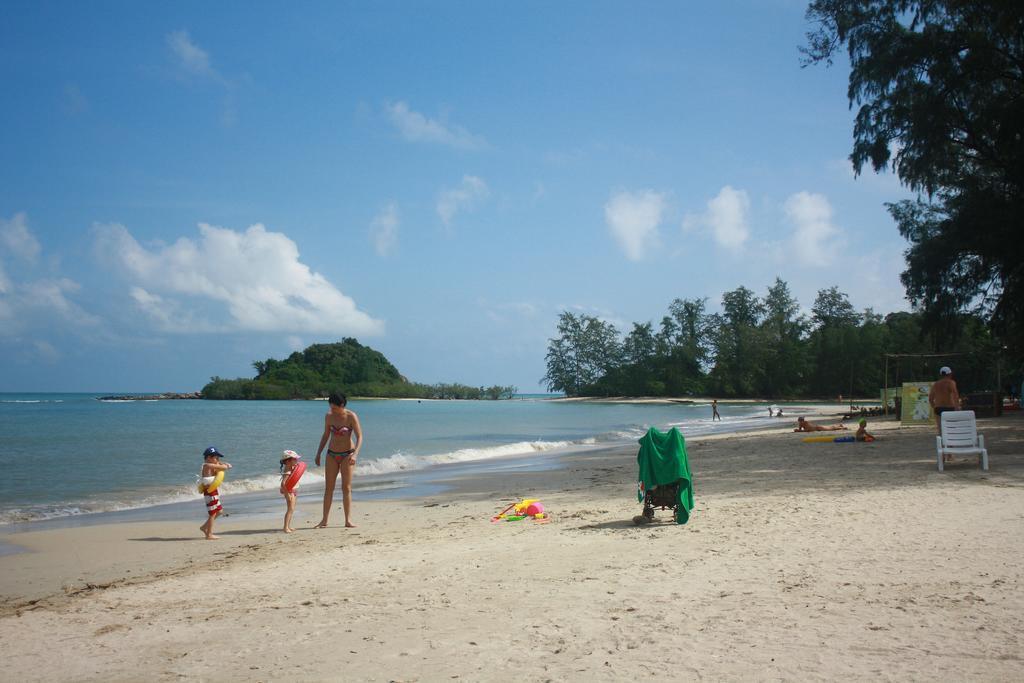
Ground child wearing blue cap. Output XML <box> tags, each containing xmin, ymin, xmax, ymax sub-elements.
<box><xmin>199</xmin><ymin>446</ymin><xmax>232</xmax><ymax>540</ymax></box>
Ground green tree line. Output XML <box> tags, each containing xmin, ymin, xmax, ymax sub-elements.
<box><xmin>202</xmin><ymin>338</ymin><xmax>516</xmax><ymax>400</ymax></box>
<box><xmin>543</xmin><ymin>279</ymin><xmax>1003</xmax><ymax>399</ymax></box>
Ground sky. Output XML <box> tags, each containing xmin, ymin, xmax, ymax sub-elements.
<box><xmin>0</xmin><ymin>1</ymin><xmax>916</xmax><ymax>393</ymax></box>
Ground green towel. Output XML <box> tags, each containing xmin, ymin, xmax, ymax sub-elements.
<box><xmin>636</xmin><ymin>426</ymin><xmax>694</xmax><ymax>524</ymax></box>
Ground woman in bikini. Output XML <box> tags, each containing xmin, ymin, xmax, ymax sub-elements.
<box><xmin>314</xmin><ymin>392</ymin><xmax>362</xmax><ymax>528</ymax></box>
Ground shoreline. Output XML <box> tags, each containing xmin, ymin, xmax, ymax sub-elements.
<box><xmin>0</xmin><ymin>410</ymin><xmax>849</xmax><ymax>604</ymax></box>
<box><xmin>0</xmin><ymin>402</ymin><xmax>849</xmax><ymax>531</ymax></box>
<box><xmin>1</xmin><ymin>413</ymin><xmax>1022</xmax><ymax>678</ymax></box>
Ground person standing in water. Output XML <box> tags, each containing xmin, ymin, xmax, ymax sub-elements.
<box><xmin>711</xmin><ymin>399</ymin><xmax>721</xmax><ymax>421</ymax></box>
<box><xmin>314</xmin><ymin>392</ymin><xmax>363</xmax><ymax>528</ymax></box>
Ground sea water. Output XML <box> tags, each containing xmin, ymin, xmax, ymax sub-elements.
<box><xmin>0</xmin><ymin>393</ymin><xmax>781</xmax><ymax>525</ymax></box>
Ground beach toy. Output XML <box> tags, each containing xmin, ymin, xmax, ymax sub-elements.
<box><xmin>197</xmin><ymin>470</ymin><xmax>225</xmax><ymax>494</ymax></box>
<box><xmin>513</xmin><ymin>499</ymin><xmax>540</xmax><ymax>515</ymax></box>
<box><xmin>283</xmin><ymin>460</ymin><xmax>306</xmax><ymax>492</ymax></box>
<box><xmin>491</xmin><ymin>501</ymin><xmax>518</xmax><ymax>522</ymax></box>
<box><xmin>492</xmin><ymin>498</ymin><xmax>547</xmax><ymax>523</ymax></box>
<box><xmin>833</xmin><ymin>436</ymin><xmax>855</xmax><ymax>443</ymax></box>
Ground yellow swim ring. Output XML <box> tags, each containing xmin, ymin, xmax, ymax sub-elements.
<box><xmin>197</xmin><ymin>470</ymin><xmax>225</xmax><ymax>493</ymax></box>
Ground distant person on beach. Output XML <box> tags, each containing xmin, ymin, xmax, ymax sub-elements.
<box><xmin>775</xmin><ymin>407</ymin><xmax>784</xmax><ymax>417</ymax></box>
<box><xmin>928</xmin><ymin>366</ymin><xmax>961</xmax><ymax>435</ymax></box>
<box><xmin>712</xmin><ymin>400</ymin><xmax>721</xmax><ymax>421</ymax></box>
<box><xmin>199</xmin><ymin>446</ymin><xmax>232</xmax><ymax>540</ymax></box>
<box><xmin>794</xmin><ymin>416</ymin><xmax>846</xmax><ymax>432</ymax></box>
<box><xmin>279</xmin><ymin>450</ymin><xmax>301</xmax><ymax>533</ymax></box>
<box><xmin>314</xmin><ymin>392</ymin><xmax>363</xmax><ymax>529</ymax></box>
<box><xmin>855</xmin><ymin>419</ymin><xmax>875</xmax><ymax>442</ymax></box>
<box><xmin>768</xmin><ymin>406</ymin><xmax>774</xmax><ymax>417</ymax></box>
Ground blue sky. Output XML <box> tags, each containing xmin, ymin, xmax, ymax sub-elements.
<box><xmin>0</xmin><ymin>1</ymin><xmax>914</xmax><ymax>393</ymax></box>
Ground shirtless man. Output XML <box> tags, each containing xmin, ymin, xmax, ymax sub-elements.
<box><xmin>929</xmin><ymin>366</ymin><xmax>961</xmax><ymax>434</ymax></box>
<box><xmin>794</xmin><ymin>416</ymin><xmax>847</xmax><ymax>432</ymax></box>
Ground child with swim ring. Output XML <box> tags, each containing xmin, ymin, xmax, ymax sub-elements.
<box><xmin>200</xmin><ymin>446</ymin><xmax>232</xmax><ymax>540</ymax></box>
<box><xmin>279</xmin><ymin>450</ymin><xmax>302</xmax><ymax>533</ymax></box>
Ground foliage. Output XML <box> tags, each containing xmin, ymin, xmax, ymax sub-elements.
<box><xmin>541</xmin><ymin>312</ymin><xmax>622</xmax><ymax>396</ymax></box>
<box><xmin>202</xmin><ymin>338</ymin><xmax>516</xmax><ymax>400</ymax></box>
<box><xmin>542</xmin><ymin>279</ymin><xmax>1005</xmax><ymax>398</ymax></box>
<box><xmin>803</xmin><ymin>0</ymin><xmax>1024</xmax><ymax>358</ymax></box>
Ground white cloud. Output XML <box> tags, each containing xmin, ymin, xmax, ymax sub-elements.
<box><xmin>95</xmin><ymin>222</ymin><xmax>385</xmax><ymax>336</ymax></box>
<box><xmin>0</xmin><ymin>215</ymin><xmax>99</xmax><ymax>340</ymax></box>
<box><xmin>481</xmin><ymin>299</ymin><xmax>538</xmax><ymax>324</ymax></box>
<box><xmin>0</xmin><ymin>277</ymin><xmax>100</xmax><ymax>338</ymax></box>
<box><xmin>166</xmin><ymin>30</ymin><xmax>237</xmax><ymax>125</ymax></box>
<box><xmin>370</xmin><ymin>203</ymin><xmax>399</xmax><ymax>256</ymax></box>
<box><xmin>437</xmin><ymin>176</ymin><xmax>489</xmax><ymax>227</ymax></box>
<box><xmin>0</xmin><ymin>212</ymin><xmax>41</xmax><ymax>263</ymax></box>
<box><xmin>682</xmin><ymin>186</ymin><xmax>750</xmax><ymax>250</ymax></box>
<box><xmin>605</xmin><ymin>189</ymin><xmax>666</xmax><ymax>261</ymax></box>
<box><xmin>167</xmin><ymin>30</ymin><xmax>218</xmax><ymax>80</ymax></box>
<box><xmin>129</xmin><ymin>286</ymin><xmax>205</xmax><ymax>332</ymax></box>
<box><xmin>386</xmin><ymin>101</ymin><xmax>485</xmax><ymax>150</ymax></box>
<box><xmin>784</xmin><ymin>191</ymin><xmax>845</xmax><ymax>266</ymax></box>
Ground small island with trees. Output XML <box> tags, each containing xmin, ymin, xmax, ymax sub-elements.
<box><xmin>201</xmin><ymin>338</ymin><xmax>517</xmax><ymax>400</ymax></box>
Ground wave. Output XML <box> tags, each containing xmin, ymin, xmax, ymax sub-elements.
<box><xmin>0</xmin><ymin>414</ymin><xmax>773</xmax><ymax>526</ymax></box>
<box><xmin>0</xmin><ymin>439</ymin><xmax>588</xmax><ymax>525</ymax></box>
<box><xmin>97</xmin><ymin>399</ymin><xmax>154</xmax><ymax>403</ymax></box>
<box><xmin>357</xmin><ymin>439</ymin><xmax>577</xmax><ymax>475</ymax></box>
<box><xmin>0</xmin><ymin>399</ymin><xmax>64</xmax><ymax>404</ymax></box>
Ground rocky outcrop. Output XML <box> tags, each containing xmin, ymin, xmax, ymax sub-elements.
<box><xmin>97</xmin><ymin>392</ymin><xmax>202</xmax><ymax>401</ymax></box>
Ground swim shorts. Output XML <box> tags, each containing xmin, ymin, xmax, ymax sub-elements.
<box><xmin>205</xmin><ymin>490</ymin><xmax>222</xmax><ymax>514</ymax></box>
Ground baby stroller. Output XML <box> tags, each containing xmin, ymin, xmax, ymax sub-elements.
<box><xmin>637</xmin><ymin>480</ymin><xmax>682</xmax><ymax>524</ymax></box>
<box><xmin>634</xmin><ymin>426</ymin><xmax>694</xmax><ymax>525</ymax></box>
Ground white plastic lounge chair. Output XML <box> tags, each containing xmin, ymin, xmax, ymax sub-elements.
<box><xmin>936</xmin><ymin>410</ymin><xmax>988</xmax><ymax>472</ymax></box>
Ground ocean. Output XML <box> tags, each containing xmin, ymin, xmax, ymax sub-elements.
<box><xmin>0</xmin><ymin>393</ymin><xmax>784</xmax><ymax>526</ymax></box>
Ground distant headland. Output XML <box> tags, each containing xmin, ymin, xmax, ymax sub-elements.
<box><xmin>199</xmin><ymin>338</ymin><xmax>516</xmax><ymax>401</ymax></box>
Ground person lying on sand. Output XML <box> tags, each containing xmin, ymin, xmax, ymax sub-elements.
<box><xmin>794</xmin><ymin>416</ymin><xmax>847</xmax><ymax>432</ymax></box>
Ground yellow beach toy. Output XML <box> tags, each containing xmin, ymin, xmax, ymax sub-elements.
<box><xmin>197</xmin><ymin>470</ymin><xmax>224</xmax><ymax>494</ymax></box>
<box><xmin>491</xmin><ymin>498</ymin><xmax>547</xmax><ymax>522</ymax></box>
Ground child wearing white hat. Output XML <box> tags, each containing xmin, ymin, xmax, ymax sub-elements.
<box><xmin>279</xmin><ymin>450</ymin><xmax>303</xmax><ymax>533</ymax></box>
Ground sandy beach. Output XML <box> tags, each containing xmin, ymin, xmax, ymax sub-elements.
<box><xmin>1</xmin><ymin>413</ymin><xmax>1022</xmax><ymax>681</ymax></box>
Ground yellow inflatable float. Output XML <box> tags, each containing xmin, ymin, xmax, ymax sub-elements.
<box><xmin>197</xmin><ymin>470</ymin><xmax>225</xmax><ymax>494</ymax></box>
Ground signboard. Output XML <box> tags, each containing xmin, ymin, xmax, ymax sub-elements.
<box><xmin>901</xmin><ymin>382</ymin><xmax>934</xmax><ymax>425</ymax></box>
<box><xmin>880</xmin><ymin>387</ymin><xmax>899</xmax><ymax>410</ymax></box>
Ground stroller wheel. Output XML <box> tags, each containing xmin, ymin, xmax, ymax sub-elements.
<box><xmin>642</xmin><ymin>506</ymin><xmax>655</xmax><ymax>520</ymax></box>
<box><xmin>633</xmin><ymin>514</ymin><xmax>651</xmax><ymax>525</ymax></box>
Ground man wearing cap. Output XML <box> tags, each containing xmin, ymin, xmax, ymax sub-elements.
<box><xmin>929</xmin><ymin>366</ymin><xmax>961</xmax><ymax>435</ymax></box>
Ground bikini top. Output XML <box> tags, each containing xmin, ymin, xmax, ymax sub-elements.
<box><xmin>330</xmin><ymin>424</ymin><xmax>353</xmax><ymax>436</ymax></box>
